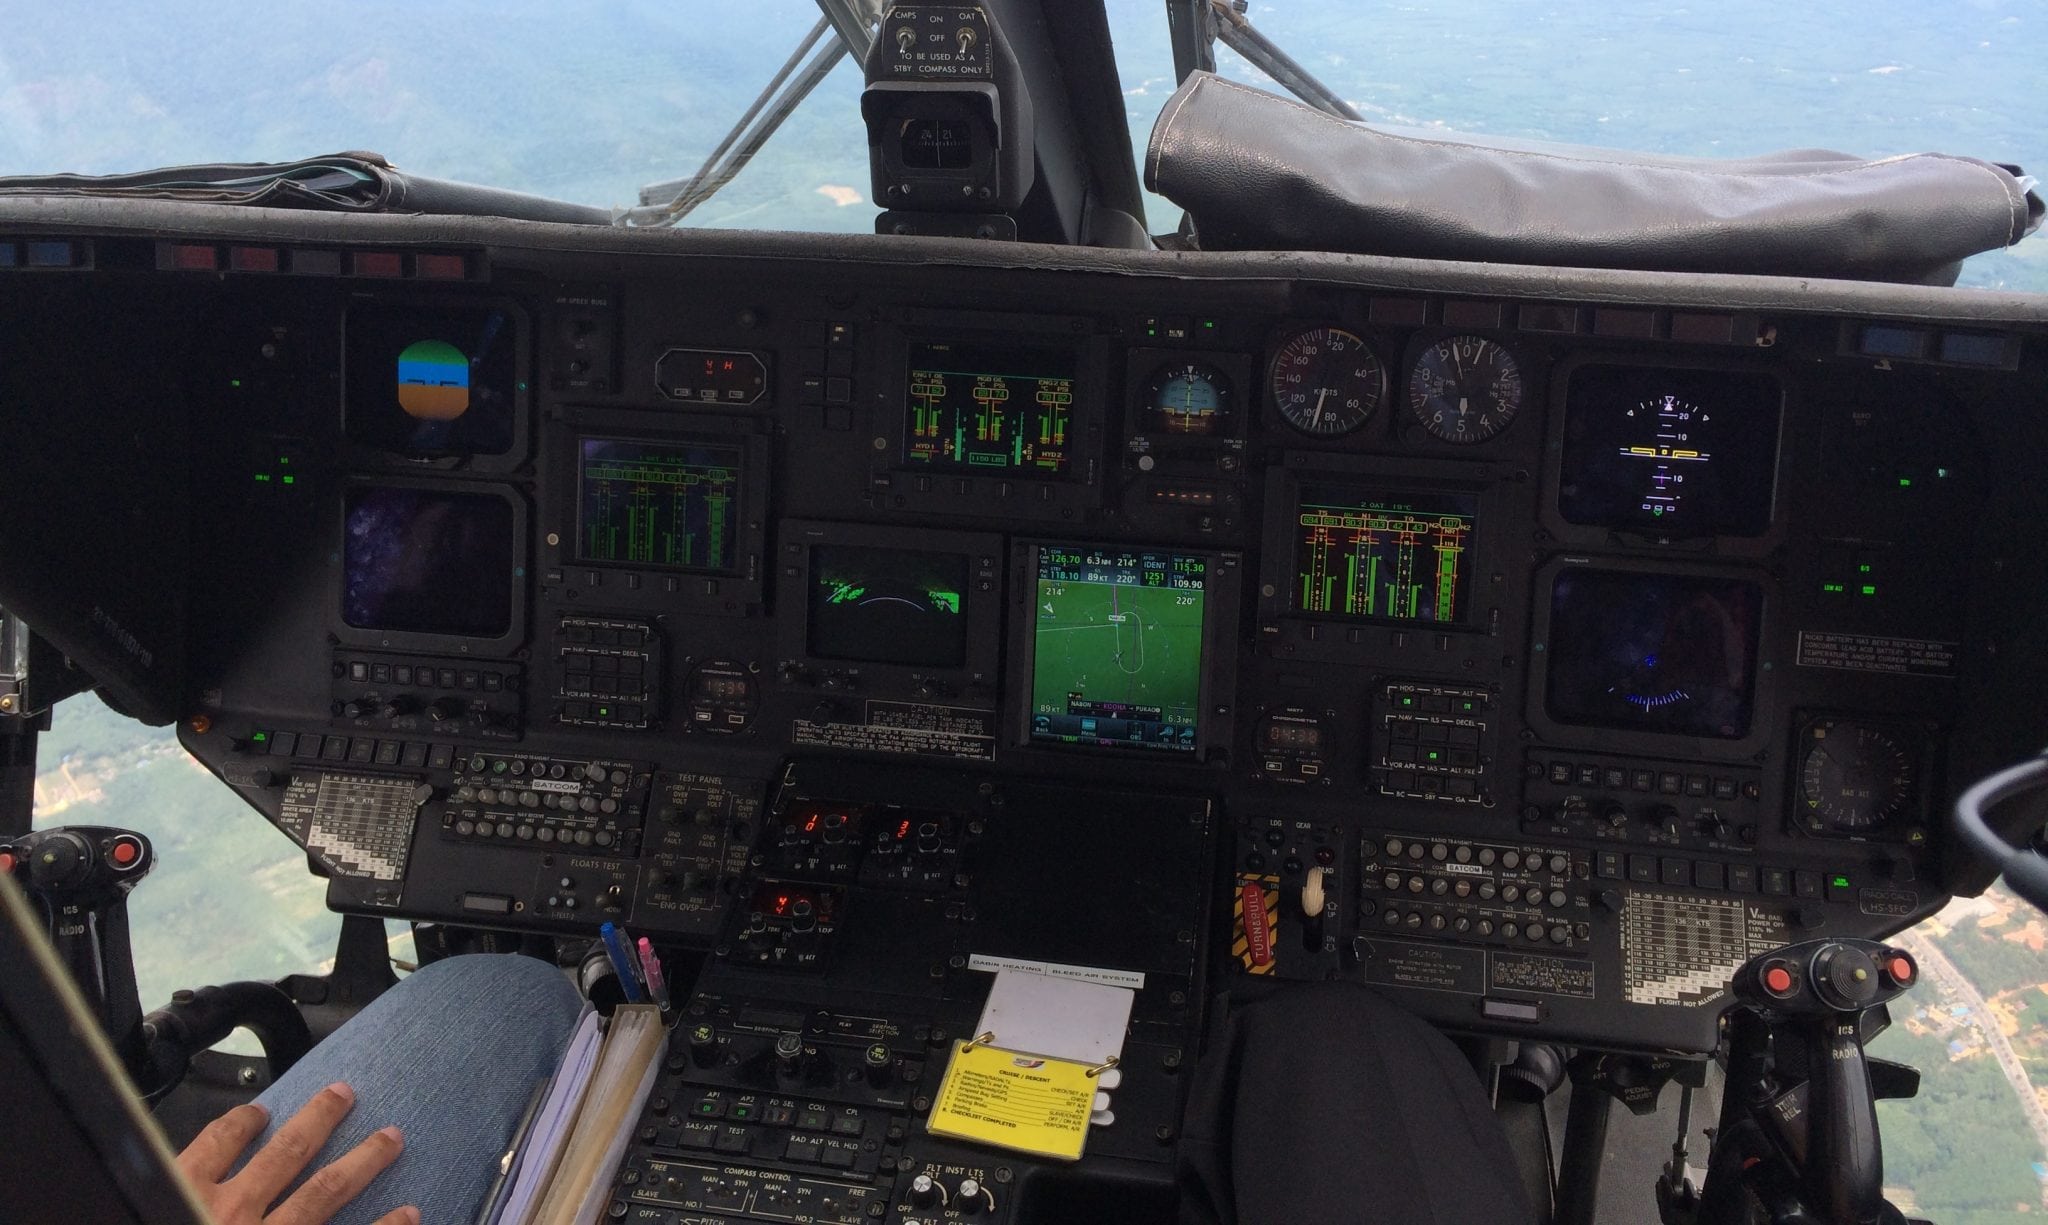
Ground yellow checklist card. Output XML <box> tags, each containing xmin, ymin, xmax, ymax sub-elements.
<box><xmin>926</xmin><ymin>1039</ymin><xmax>1098</xmax><ymax>1162</ymax></box>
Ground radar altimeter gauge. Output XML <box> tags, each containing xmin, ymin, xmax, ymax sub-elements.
<box><xmin>1269</xmin><ymin>326</ymin><xmax>1385</xmax><ymax>438</ymax></box>
<box><xmin>1796</xmin><ymin>718</ymin><xmax>1922</xmax><ymax>837</ymax></box>
<box><xmin>1145</xmin><ymin>361</ymin><xmax>1232</xmax><ymax>435</ymax></box>
<box><xmin>1406</xmin><ymin>336</ymin><xmax>1525</xmax><ymax>444</ymax></box>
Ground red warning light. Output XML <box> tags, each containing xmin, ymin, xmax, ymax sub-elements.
<box><xmin>897</xmin><ymin>819</ymin><xmax>912</xmax><ymax>840</ymax></box>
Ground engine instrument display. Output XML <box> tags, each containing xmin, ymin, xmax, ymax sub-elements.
<box><xmin>576</xmin><ymin>438</ymin><xmax>743</xmax><ymax>573</ymax></box>
<box><xmin>1294</xmin><ymin>485</ymin><xmax>1477</xmax><ymax>625</ymax></box>
<box><xmin>342</xmin><ymin>485</ymin><xmax>516</xmax><ymax>638</ymax></box>
<box><xmin>1029</xmin><ymin>546</ymin><xmax>1208</xmax><ymax>752</ymax></box>
<box><xmin>1269</xmin><ymin>326</ymin><xmax>1385</xmax><ymax>437</ymax></box>
<box><xmin>806</xmin><ymin>544</ymin><xmax>971</xmax><ymax>669</ymax></box>
<box><xmin>904</xmin><ymin>341</ymin><xmax>1075</xmax><ymax>475</ymax></box>
<box><xmin>1795</xmin><ymin>718</ymin><xmax>1921</xmax><ymax>836</ymax></box>
<box><xmin>1405</xmin><ymin>336</ymin><xmax>1524</xmax><ymax>444</ymax></box>
<box><xmin>1545</xmin><ymin>569</ymin><xmax>1764</xmax><ymax>739</ymax></box>
<box><xmin>1558</xmin><ymin>365</ymin><xmax>1781</xmax><ymax>536</ymax></box>
<box><xmin>1144</xmin><ymin>361</ymin><xmax>1232</xmax><ymax>435</ymax></box>
<box><xmin>344</xmin><ymin>302</ymin><xmax>520</xmax><ymax>458</ymax></box>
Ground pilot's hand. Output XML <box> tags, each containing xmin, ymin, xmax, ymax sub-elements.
<box><xmin>175</xmin><ymin>1083</ymin><xmax>418</xmax><ymax>1225</ymax></box>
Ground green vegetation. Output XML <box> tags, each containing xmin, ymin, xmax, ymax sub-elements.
<box><xmin>31</xmin><ymin>694</ymin><xmax>339</xmax><ymax>1011</ymax></box>
<box><xmin>1876</xmin><ymin>1021</ymin><xmax>2045</xmax><ymax>1224</ymax></box>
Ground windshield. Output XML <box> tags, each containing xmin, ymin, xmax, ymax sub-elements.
<box><xmin>11</xmin><ymin>4</ymin><xmax>2048</xmax><ymax>1221</ymax></box>
<box><xmin>3</xmin><ymin>1</ymin><xmax>2040</xmax><ymax>288</ymax></box>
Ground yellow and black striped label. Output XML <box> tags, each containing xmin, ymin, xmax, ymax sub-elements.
<box><xmin>1232</xmin><ymin>873</ymin><xmax>1281</xmax><ymax>974</ymax></box>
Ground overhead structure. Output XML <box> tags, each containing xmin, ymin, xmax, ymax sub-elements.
<box><xmin>626</xmin><ymin>0</ymin><xmax>885</xmax><ymax>227</ymax></box>
<box><xmin>1166</xmin><ymin>0</ymin><xmax>1363</xmax><ymax>121</ymax></box>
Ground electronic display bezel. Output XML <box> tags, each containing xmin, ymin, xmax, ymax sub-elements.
<box><xmin>1007</xmin><ymin>540</ymin><xmax>1242</xmax><ymax>763</ymax></box>
<box><xmin>869</xmin><ymin>309</ymin><xmax>1109</xmax><ymax>524</ymax></box>
<box><xmin>1256</xmin><ymin>455</ymin><xmax>1519</xmax><ymax>671</ymax></box>
<box><xmin>901</xmin><ymin>338</ymin><xmax>1079</xmax><ymax>479</ymax></box>
<box><xmin>540</xmin><ymin>408</ymin><xmax>770</xmax><ymax>618</ymax></box>
<box><xmin>1288</xmin><ymin>483</ymin><xmax>1482</xmax><ymax>628</ymax></box>
<box><xmin>1542</xmin><ymin>353</ymin><xmax>1787</xmax><ymax>558</ymax></box>
<box><xmin>572</xmin><ymin>435</ymin><xmax>748</xmax><ymax>576</ymax></box>
<box><xmin>333</xmin><ymin>477</ymin><xmax>527</xmax><ymax>654</ymax></box>
<box><xmin>339</xmin><ymin>293</ymin><xmax>532</xmax><ymax>475</ymax></box>
<box><xmin>775</xmin><ymin>519</ymin><xmax>1004</xmax><ymax>695</ymax></box>
<box><xmin>1525</xmin><ymin>555</ymin><xmax>1777</xmax><ymax>759</ymax></box>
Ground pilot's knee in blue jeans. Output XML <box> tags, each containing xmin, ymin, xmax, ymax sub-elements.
<box><xmin>243</xmin><ymin>953</ymin><xmax>585</xmax><ymax>1225</ymax></box>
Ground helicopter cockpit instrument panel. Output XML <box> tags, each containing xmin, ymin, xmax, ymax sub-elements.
<box><xmin>0</xmin><ymin>203</ymin><xmax>2044</xmax><ymax>1224</ymax></box>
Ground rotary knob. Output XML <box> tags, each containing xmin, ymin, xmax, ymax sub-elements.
<box><xmin>864</xmin><ymin>1042</ymin><xmax>894</xmax><ymax>1088</ymax></box>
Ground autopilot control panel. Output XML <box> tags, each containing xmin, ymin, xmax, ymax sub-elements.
<box><xmin>1</xmin><ymin>216</ymin><xmax>2044</xmax><ymax>1225</ymax></box>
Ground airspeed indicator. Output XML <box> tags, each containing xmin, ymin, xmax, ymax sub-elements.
<box><xmin>1269</xmin><ymin>326</ymin><xmax>1385</xmax><ymax>438</ymax></box>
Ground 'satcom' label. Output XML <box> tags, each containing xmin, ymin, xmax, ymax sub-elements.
<box><xmin>1796</xmin><ymin>631</ymin><xmax>1958</xmax><ymax>678</ymax></box>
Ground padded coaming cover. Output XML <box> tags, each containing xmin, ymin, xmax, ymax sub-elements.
<box><xmin>0</xmin><ymin>152</ymin><xmax>610</xmax><ymax>226</ymax></box>
<box><xmin>1146</xmin><ymin>71</ymin><xmax>2043</xmax><ymax>286</ymax></box>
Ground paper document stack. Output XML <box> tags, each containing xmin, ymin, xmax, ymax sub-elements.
<box><xmin>484</xmin><ymin>1004</ymin><xmax>666</xmax><ymax>1225</ymax></box>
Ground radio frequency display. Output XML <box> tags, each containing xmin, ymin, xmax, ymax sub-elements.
<box><xmin>1030</xmin><ymin>546</ymin><xmax>1207</xmax><ymax>752</ymax></box>
<box><xmin>905</xmin><ymin>341</ymin><xmax>1074</xmax><ymax>476</ymax></box>
<box><xmin>1294</xmin><ymin>485</ymin><xmax>1477</xmax><ymax>625</ymax></box>
<box><xmin>577</xmin><ymin>437</ymin><xmax>742</xmax><ymax>573</ymax></box>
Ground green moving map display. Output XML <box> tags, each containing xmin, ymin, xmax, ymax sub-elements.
<box><xmin>1029</xmin><ymin>545</ymin><xmax>1206</xmax><ymax>752</ymax></box>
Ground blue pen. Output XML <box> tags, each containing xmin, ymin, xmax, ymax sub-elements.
<box><xmin>600</xmin><ymin>922</ymin><xmax>645</xmax><ymax>1002</ymax></box>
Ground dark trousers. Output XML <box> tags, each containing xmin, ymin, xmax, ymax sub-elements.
<box><xmin>1180</xmin><ymin>982</ymin><xmax>1536</xmax><ymax>1225</ymax></box>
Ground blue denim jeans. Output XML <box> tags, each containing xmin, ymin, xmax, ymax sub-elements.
<box><xmin>246</xmin><ymin>953</ymin><xmax>585</xmax><ymax>1225</ymax></box>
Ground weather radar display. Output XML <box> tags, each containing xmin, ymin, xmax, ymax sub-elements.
<box><xmin>806</xmin><ymin>545</ymin><xmax>971</xmax><ymax>669</ymax></box>
<box><xmin>1029</xmin><ymin>546</ymin><xmax>1208</xmax><ymax>752</ymax></box>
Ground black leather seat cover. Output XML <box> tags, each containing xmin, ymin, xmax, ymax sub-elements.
<box><xmin>1146</xmin><ymin>71</ymin><xmax>2042</xmax><ymax>285</ymax></box>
